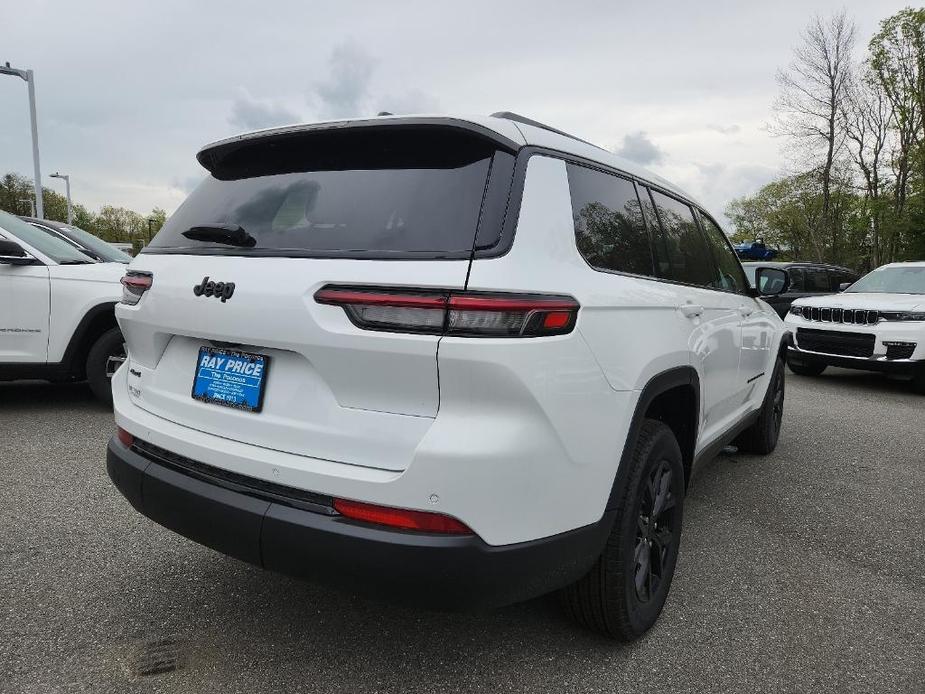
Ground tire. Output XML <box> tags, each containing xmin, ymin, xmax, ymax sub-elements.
<box><xmin>560</xmin><ymin>419</ymin><xmax>685</xmax><ymax>640</ymax></box>
<box><xmin>787</xmin><ymin>357</ymin><xmax>826</xmax><ymax>377</ymax></box>
<box><xmin>85</xmin><ymin>327</ymin><xmax>125</xmax><ymax>406</ymax></box>
<box><xmin>734</xmin><ymin>355</ymin><xmax>785</xmax><ymax>455</ymax></box>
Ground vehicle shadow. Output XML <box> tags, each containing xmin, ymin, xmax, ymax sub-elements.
<box><xmin>103</xmin><ymin>550</ymin><xmax>642</xmax><ymax>689</ymax></box>
<box><xmin>787</xmin><ymin>367</ymin><xmax>922</xmax><ymax>399</ymax></box>
<box><xmin>0</xmin><ymin>380</ymin><xmax>109</xmax><ymax>413</ymax></box>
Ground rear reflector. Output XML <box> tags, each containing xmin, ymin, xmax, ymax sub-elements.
<box><xmin>333</xmin><ymin>498</ymin><xmax>474</xmax><ymax>535</ymax></box>
<box><xmin>315</xmin><ymin>286</ymin><xmax>578</xmax><ymax>337</ymax></box>
<box><xmin>116</xmin><ymin>427</ymin><xmax>134</xmax><ymax>447</ymax></box>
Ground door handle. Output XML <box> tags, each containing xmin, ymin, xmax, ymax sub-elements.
<box><xmin>679</xmin><ymin>304</ymin><xmax>704</xmax><ymax>319</ymax></box>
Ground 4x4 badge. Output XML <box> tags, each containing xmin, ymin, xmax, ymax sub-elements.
<box><xmin>193</xmin><ymin>276</ymin><xmax>235</xmax><ymax>303</ymax></box>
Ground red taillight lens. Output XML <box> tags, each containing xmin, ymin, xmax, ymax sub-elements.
<box><xmin>120</xmin><ymin>271</ymin><xmax>153</xmax><ymax>305</ymax></box>
<box><xmin>314</xmin><ymin>286</ymin><xmax>578</xmax><ymax>337</ymax></box>
<box><xmin>333</xmin><ymin>498</ymin><xmax>473</xmax><ymax>535</ymax></box>
<box><xmin>116</xmin><ymin>427</ymin><xmax>134</xmax><ymax>447</ymax></box>
<box><xmin>315</xmin><ymin>287</ymin><xmax>447</xmax><ymax>333</ymax></box>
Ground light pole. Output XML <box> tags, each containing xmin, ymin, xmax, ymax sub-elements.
<box><xmin>50</xmin><ymin>172</ymin><xmax>71</xmax><ymax>224</ymax></box>
<box><xmin>0</xmin><ymin>61</ymin><xmax>43</xmax><ymax>219</ymax></box>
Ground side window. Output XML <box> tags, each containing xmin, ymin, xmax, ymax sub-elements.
<box><xmin>649</xmin><ymin>190</ymin><xmax>715</xmax><ymax>286</ymax></box>
<box><xmin>805</xmin><ymin>268</ymin><xmax>831</xmax><ymax>292</ymax></box>
<box><xmin>788</xmin><ymin>268</ymin><xmax>805</xmax><ymax>291</ymax></box>
<box><xmin>831</xmin><ymin>270</ymin><xmax>856</xmax><ymax>290</ymax></box>
<box><xmin>698</xmin><ymin>212</ymin><xmax>748</xmax><ymax>293</ymax></box>
<box><xmin>566</xmin><ymin>163</ymin><xmax>654</xmax><ymax>276</ymax></box>
<box><xmin>636</xmin><ymin>185</ymin><xmax>665</xmax><ymax>274</ymax></box>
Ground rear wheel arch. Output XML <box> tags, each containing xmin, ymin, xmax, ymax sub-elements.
<box><xmin>606</xmin><ymin>366</ymin><xmax>700</xmax><ymax>511</ymax></box>
<box><xmin>60</xmin><ymin>302</ymin><xmax>119</xmax><ymax>377</ymax></box>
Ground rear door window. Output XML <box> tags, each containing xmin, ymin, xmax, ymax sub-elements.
<box><xmin>566</xmin><ymin>163</ymin><xmax>653</xmax><ymax>276</ymax></box>
<box><xmin>147</xmin><ymin>128</ymin><xmax>503</xmax><ymax>257</ymax></box>
<box><xmin>648</xmin><ymin>190</ymin><xmax>715</xmax><ymax>287</ymax></box>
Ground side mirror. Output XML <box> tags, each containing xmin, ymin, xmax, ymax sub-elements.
<box><xmin>0</xmin><ymin>238</ymin><xmax>35</xmax><ymax>265</ymax></box>
<box><xmin>838</xmin><ymin>282</ymin><xmax>852</xmax><ymax>292</ymax></box>
<box><xmin>754</xmin><ymin>267</ymin><xmax>788</xmax><ymax>297</ymax></box>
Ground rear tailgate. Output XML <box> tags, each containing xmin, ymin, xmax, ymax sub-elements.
<box><xmin>118</xmin><ymin>255</ymin><xmax>466</xmax><ymax>471</ymax></box>
<box><xmin>117</xmin><ymin>123</ymin><xmax>518</xmax><ymax>472</ymax></box>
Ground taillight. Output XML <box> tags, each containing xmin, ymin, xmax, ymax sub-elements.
<box><xmin>314</xmin><ymin>286</ymin><xmax>579</xmax><ymax>337</ymax></box>
<box><xmin>120</xmin><ymin>271</ymin><xmax>153</xmax><ymax>305</ymax></box>
<box><xmin>333</xmin><ymin>498</ymin><xmax>473</xmax><ymax>535</ymax></box>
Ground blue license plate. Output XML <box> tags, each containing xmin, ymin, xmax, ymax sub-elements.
<box><xmin>191</xmin><ymin>346</ymin><xmax>269</xmax><ymax>412</ymax></box>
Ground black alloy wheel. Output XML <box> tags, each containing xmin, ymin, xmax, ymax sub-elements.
<box><xmin>634</xmin><ymin>459</ymin><xmax>678</xmax><ymax>603</ymax></box>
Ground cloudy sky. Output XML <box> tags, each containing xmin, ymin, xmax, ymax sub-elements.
<box><xmin>0</xmin><ymin>0</ymin><xmax>908</xmax><ymax>228</ymax></box>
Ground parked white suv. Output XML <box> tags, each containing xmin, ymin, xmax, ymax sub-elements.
<box><xmin>107</xmin><ymin>113</ymin><xmax>788</xmax><ymax>638</ymax></box>
<box><xmin>0</xmin><ymin>210</ymin><xmax>126</xmax><ymax>403</ymax></box>
<box><xmin>785</xmin><ymin>261</ymin><xmax>925</xmax><ymax>391</ymax></box>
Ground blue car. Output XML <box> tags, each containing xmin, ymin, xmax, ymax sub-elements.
<box><xmin>734</xmin><ymin>240</ymin><xmax>778</xmax><ymax>261</ymax></box>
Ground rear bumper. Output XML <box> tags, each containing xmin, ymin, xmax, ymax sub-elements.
<box><xmin>786</xmin><ymin>345</ymin><xmax>924</xmax><ymax>376</ymax></box>
<box><xmin>107</xmin><ymin>436</ymin><xmax>613</xmax><ymax>609</ymax></box>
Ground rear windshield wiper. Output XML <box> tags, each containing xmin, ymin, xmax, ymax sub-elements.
<box><xmin>181</xmin><ymin>224</ymin><xmax>256</xmax><ymax>247</ymax></box>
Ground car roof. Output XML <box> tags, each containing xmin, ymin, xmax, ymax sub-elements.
<box><xmin>741</xmin><ymin>261</ymin><xmax>856</xmax><ymax>272</ymax></box>
<box><xmin>20</xmin><ymin>216</ymin><xmax>67</xmax><ymax>231</ymax></box>
<box><xmin>197</xmin><ymin>113</ymin><xmax>701</xmax><ymax>210</ymax></box>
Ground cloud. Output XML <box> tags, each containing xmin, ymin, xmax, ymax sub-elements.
<box><xmin>614</xmin><ymin>132</ymin><xmax>664</xmax><ymax>165</ymax></box>
<box><xmin>228</xmin><ymin>90</ymin><xmax>301</xmax><ymax>131</ymax></box>
<box><xmin>171</xmin><ymin>175</ymin><xmax>204</xmax><ymax>194</ymax></box>
<box><xmin>706</xmin><ymin>123</ymin><xmax>742</xmax><ymax>135</ymax></box>
<box><xmin>311</xmin><ymin>40</ymin><xmax>376</xmax><ymax>119</ymax></box>
<box><xmin>377</xmin><ymin>89</ymin><xmax>440</xmax><ymax>115</ymax></box>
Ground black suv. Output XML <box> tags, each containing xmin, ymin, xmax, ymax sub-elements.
<box><xmin>742</xmin><ymin>262</ymin><xmax>859</xmax><ymax>318</ymax></box>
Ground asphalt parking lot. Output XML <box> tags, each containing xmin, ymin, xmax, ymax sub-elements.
<box><xmin>1</xmin><ymin>370</ymin><xmax>923</xmax><ymax>694</ymax></box>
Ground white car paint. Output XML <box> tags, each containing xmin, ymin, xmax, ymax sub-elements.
<box><xmin>785</xmin><ymin>261</ymin><xmax>925</xmax><ymax>363</ymax></box>
<box><xmin>112</xmin><ymin>113</ymin><xmax>785</xmax><ymax>547</ymax></box>
<box><xmin>0</xmin><ymin>213</ymin><xmax>123</xmax><ymax>365</ymax></box>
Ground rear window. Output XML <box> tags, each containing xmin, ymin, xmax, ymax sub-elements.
<box><xmin>566</xmin><ymin>163</ymin><xmax>654</xmax><ymax>276</ymax></box>
<box><xmin>147</xmin><ymin>128</ymin><xmax>504</xmax><ymax>257</ymax></box>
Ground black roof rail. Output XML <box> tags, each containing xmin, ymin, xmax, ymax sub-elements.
<box><xmin>490</xmin><ymin>111</ymin><xmax>601</xmax><ymax>149</ymax></box>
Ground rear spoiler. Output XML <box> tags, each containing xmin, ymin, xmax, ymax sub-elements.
<box><xmin>196</xmin><ymin>117</ymin><xmax>524</xmax><ymax>176</ymax></box>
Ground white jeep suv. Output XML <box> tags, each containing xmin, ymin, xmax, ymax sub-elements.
<box><xmin>0</xmin><ymin>210</ymin><xmax>125</xmax><ymax>403</ymax></box>
<box><xmin>785</xmin><ymin>261</ymin><xmax>925</xmax><ymax>391</ymax></box>
<box><xmin>107</xmin><ymin>113</ymin><xmax>788</xmax><ymax>639</ymax></box>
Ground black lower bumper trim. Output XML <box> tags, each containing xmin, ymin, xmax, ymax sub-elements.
<box><xmin>106</xmin><ymin>437</ymin><xmax>613</xmax><ymax>609</ymax></box>
<box><xmin>787</xmin><ymin>347</ymin><xmax>923</xmax><ymax>376</ymax></box>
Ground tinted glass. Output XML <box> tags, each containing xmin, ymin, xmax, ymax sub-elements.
<box><xmin>0</xmin><ymin>210</ymin><xmax>91</xmax><ymax>263</ymax></box>
<box><xmin>567</xmin><ymin>164</ymin><xmax>653</xmax><ymax>275</ymax></box>
<box><xmin>788</xmin><ymin>268</ymin><xmax>805</xmax><ymax>291</ymax></box>
<box><xmin>804</xmin><ymin>268</ymin><xmax>831</xmax><ymax>292</ymax></box>
<box><xmin>846</xmin><ymin>265</ymin><xmax>925</xmax><ymax>294</ymax></box>
<box><xmin>649</xmin><ymin>190</ymin><xmax>715</xmax><ymax>286</ymax></box>
<box><xmin>698</xmin><ymin>213</ymin><xmax>748</xmax><ymax>292</ymax></box>
<box><xmin>149</xmin><ymin>129</ymin><xmax>497</xmax><ymax>256</ymax></box>
<box><xmin>58</xmin><ymin>223</ymin><xmax>131</xmax><ymax>263</ymax></box>
<box><xmin>832</xmin><ymin>270</ymin><xmax>857</xmax><ymax>289</ymax></box>
<box><xmin>743</xmin><ymin>264</ymin><xmax>757</xmax><ymax>288</ymax></box>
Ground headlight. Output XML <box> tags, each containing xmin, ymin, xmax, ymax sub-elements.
<box><xmin>879</xmin><ymin>311</ymin><xmax>925</xmax><ymax>321</ymax></box>
<box><xmin>789</xmin><ymin>305</ymin><xmax>804</xmax><ymax>316</ymax></box>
